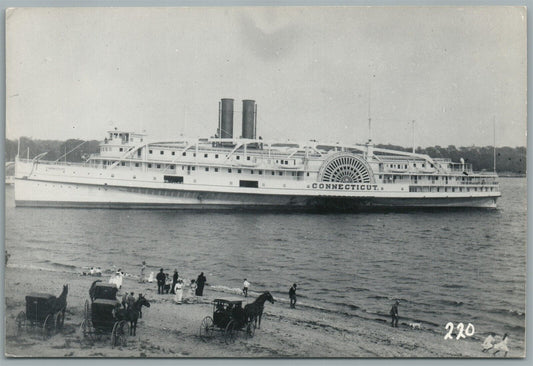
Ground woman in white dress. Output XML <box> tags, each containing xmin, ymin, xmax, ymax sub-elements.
<box><xmin>174</xmin><ymin>280</ymin><xmax>184</xmax><ymax>304</ymax></box>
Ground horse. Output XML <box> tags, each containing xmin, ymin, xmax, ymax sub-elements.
<box><xmin>244</xmin><ymin>291</ymin><xmax>275</xmax><ymax>329</ymax></box>
<box><xmin>115</xmin><ymin>294</ymin><xmax>150</xmax><ymax>336</ymax></box>
<box><xmin>53</xmin><ymin>284</ymin><xmax>68</xmax><ymax>313</ymax></box>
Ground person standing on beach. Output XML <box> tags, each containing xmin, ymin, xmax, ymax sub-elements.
<box><xmin>174</xmin><ymin>280</ymin><xmax>184</xmax><ymax>304</ymax></box>
<box><xmin>140</xmin><ymin>261</ymin><xmax>146</xmax><ymax>283</ymax></box>
<box><xmin>390</xmin><ymin>300</ymin><xmax>400</xmax><ymax>327</ymax></box>
<box><xmin>196</xmin><ymin>272</ymin><xmax>207</xmax><ymax>296</ymax></box>
<box><xmin>171</xmin><ymin>269</ymin><xmax>179</xmax><ymax>294</ymax></box>
<box><xmin>127</xmin><ymin>292</ymin><xmax>135</xmax><ymax>310</ymax></box>
<box><xmin>289</xmin><ymin>284</ymin><xmax>297</xmax><ymax>308</ymax></box>
<box><xmin>156</xmin><ymin>268</ymin><xmax>166</xmax><ymax>294</ymax></box>
<box><xmin>243</xmin><ymin>279</ymin><xmax>250</xmax><ymax>297</ymax></box>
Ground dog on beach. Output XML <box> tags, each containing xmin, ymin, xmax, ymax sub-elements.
<box><xmin>409</xmin><ymin>322</ymin><xmax>421</xmax><ymax>329</ymax></box>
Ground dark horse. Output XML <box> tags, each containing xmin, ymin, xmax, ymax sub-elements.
<box><xmin>115</xmin><ymin>294</ymin><xmax>150</xmax><ymax>336</ymax></box>
<box><xmin>53</xmin><ymin>284</ymin><xmax>68</xmax><ymax>313</ymax></box>
<box><xmin>244</xmin><ymin>291</ymin><xmax>275</xmax><ymax>329</ymax></box>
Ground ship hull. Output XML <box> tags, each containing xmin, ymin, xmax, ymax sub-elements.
<box><xmin>14</xmin><ymin>178</ymin><xmax>499</xmax><ymax>210</ymax></box>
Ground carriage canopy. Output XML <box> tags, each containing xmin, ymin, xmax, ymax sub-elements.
<box><xmin>25</xmin><ymin>293</ymin><xmax>57</xmax><ymax>322</ymax></box>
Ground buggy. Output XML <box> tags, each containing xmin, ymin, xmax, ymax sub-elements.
<box><xmin>199</xmin><ymin>298</ymin><xmax>255</xmax><ymax>344</ymax></box>
<box><xmin>15</xmin><ymin>286</ymin><xmax>68</xmax><ymax>339</ymax></box>
<box><xmin>80</xmin><ymin>281</ymin><xmax>129</xmax><ymax>347</ymax></box>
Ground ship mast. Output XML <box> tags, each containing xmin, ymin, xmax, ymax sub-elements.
<box><xmin>493</xmin><ymin>117</ymin><xmax>497</xmax><ymax>173</ymax></box>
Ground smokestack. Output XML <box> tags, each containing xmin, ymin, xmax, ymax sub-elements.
<box><xmin>242</xmin><ymin>99</ymin><xmax>256</xmax><ymax>139</ymax></box>
<box><xmin>220</xmin><ymin>98</ymin><xmax>234</xmax><ymax>139</ymax></box>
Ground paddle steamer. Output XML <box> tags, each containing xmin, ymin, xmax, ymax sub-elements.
<box><xmin>14</xmin><ymin>99</ymin><xmax>500</xmax><ymax>209</ymax></box>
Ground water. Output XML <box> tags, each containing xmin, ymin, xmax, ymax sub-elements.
<box><xmin>4</xmin><ymin>178</ymin><xmax>526</xmax><ymax>351</ymax></box>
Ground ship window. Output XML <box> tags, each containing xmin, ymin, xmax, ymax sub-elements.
<box><xmin>160</xmin><ymin>151</ymin><xmax>164</xmax><ymax>155</ymax></box>
<box><xmin>251</xmin><ymin>170</ymin><xmax>254</xmax><ymax>174</ymax></box>
<box><xmin>148</xmin><ymin>164</ymin><xmax>152</xmax><ymax>168</ymax></box>
<box><xmin>236</xmin><ymin>156</ymin><xmax>240</xmax><ymax>160</ymax></box>
<box><xmin>164</xmin><ymin>175</ymin><xmax>184</xmax><ymax>183</ymax></box>
<box><xmin>247</xmin><ymin>156</ymin><xmax>251</xmax><ymax>161</ymax></box>
<box><xmin>239</xmin><ymin>180</ymin><xmax>258</xmax><ymax>188</ymax></box>
<box><xmin>172</xmin><ymin>151</ymin><xmax>175</xmax><ymax>156</ymax></box>
<box><xmin>170</xmin><ymin>165</ymin><xmax>175</xmax><ymax>169</ymax></box>
<box><xmin>137</xmin><ymin>150</ymin><xmax>141</xmax><ymax>157</ymax></box>
<box><xmin>149</xmin><ymin>150</ymin><xmax>153</xmax><ymax>154</ymax></box>
<box><xmin>192</xmin><ymin>167</ymin><xmax>195</xmax><ymax>171</ymax></box>
<box><xmin>157</xmin><ymin>164</ymin><xmax>161</xmax><ymax>169</ymax></box>
<box><xmin>135</xmin><ymin>163</ymin><xmax>139</xmax><ymax>167</ymax></box>
<box><xmin>121</xmin><ymin>162</ymin><xmax>125</xmax><ymax>166</ymax></box>
<box><xmin>292</xmin><ymin>172</ymin><xmax>295</xmax><ymax>176</ymax></box>
<box><xmin>285</xmin><ymin>161</ymin><xmax>288</xmax><ymax>165</ymax></box>
<box><xmin>279</xmin><ymin>172</ymin><xmax>283</xmax><ymax>176</ymax></box>
<box><xmin>204</xmin><ymin>154</ymin><xmax>208</xmax><ymax>158</ymax></box>
<box><xmin>238</xmin><ymin>169</ymin><xmax>242</xmax><ymax>173</ymax></box>
<box><xmin>119</xmin><ymin>148</ymin><xmax>123</xmax><ymax>152</ymax></box>
<box><xmin>205</xmin><ymin>167</ymin><xmax>209</xmax><ymax>172</ymax></box>
<box><xmin>215</xmin><ymin>168</ymin><xmax>219</xmax><ymax>172</ymax></box>
<box><xmin>215</xmin><ymin>154</ymin><xmax>219</xmax><ymax>158</ymax></box>
<box><xmin>228</xmin><ymin>168</ymin><xmax>232</xmax><ymax>173</ymax></box>
<box><xmin>271</xmin><ymin>171</ymin><xmax>275</xmax><ymax>175</ymax></box>
<box><xmin>182</xmin><ymin>152</ymin><xmax>186</xmax><ymax>156</ymax></box>
<box><xmin>259</xmin><ymin>170</ymin><xmax>263</xmax><ymax>175</ymax></box>
<box><xmin>307</xmin><ymin>172</ymin><xmax>310</xmax><ymax>176</ymax></box>
<box><xmin>193</xmin><ymin>153</ymin><xmax>196</xmax><ymax>157</ymax></box>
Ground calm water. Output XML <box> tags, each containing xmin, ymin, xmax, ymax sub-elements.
<box><xmin>4</xmin><ymin>178</ymin><xmax>526</xmax><ymax>351</ymax></box>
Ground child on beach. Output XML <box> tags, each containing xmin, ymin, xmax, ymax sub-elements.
<box><xmin>140</xmin><ymin>261</ymin><xmax>146</xmax><ymax>283</ymax></box>
<box><xmin>390</xmin><ymin>300</ymin><xmax>400</xmax><ymax>327</ymax></box>
<box><xmin>289</xmin><ymin>284</ymin><xmax>297</xmax><ymax>308</ymax></box>
<box><xmin>243</xmin><ymin>279</ymin><xmax>250</xmax><ymax>297</ymax></box>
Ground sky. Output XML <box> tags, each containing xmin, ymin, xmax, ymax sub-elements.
<box><xmin>6</xmin><ymin>6</ymin><xmax>527</xmax><ymax>147</ymax></box>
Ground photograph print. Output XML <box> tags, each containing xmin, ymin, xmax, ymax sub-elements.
<box><xmin>3</xmin><ymin>6</ymin><xmax>527</xmax><ymax>358</ymax></box>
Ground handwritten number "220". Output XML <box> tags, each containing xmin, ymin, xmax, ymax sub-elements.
<box><xmin>444</xmin><ymin>322</ymin><xmax>475</xmax><ymax>340</ymax></box>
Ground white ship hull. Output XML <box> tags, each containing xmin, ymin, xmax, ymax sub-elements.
<box><xmin>14</xmin><ymin>177</ymin><xmax>499</xmax><ymax>210</ymax></box>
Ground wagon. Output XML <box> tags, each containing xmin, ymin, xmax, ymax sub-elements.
<box><xmin>15</xmin><ymin>291</ymin><xmax>67</xmax><ymax>339</ymax></box>
<box><xmin>80</xmin><ymin>282</ymin><xmax>128</xmax><ymax>347</ymax></box>
<box><xmin>199</xmin><ymin>298</ymin><xmax>255</xmax><ymax>344</ymax></box>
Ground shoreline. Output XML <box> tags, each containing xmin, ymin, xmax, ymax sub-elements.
<box><xmin>4</xmin><ymin>265</ymin><xmax>522</xmax><ymax>358</ymax></box>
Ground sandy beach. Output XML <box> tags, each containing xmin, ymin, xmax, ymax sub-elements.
<box><xmin>3</xmin><ymin>265</ymin><xmax>518</xmax><ymax>358</ymax></box>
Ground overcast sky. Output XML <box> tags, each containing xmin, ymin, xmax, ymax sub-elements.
<box><xmin>6</xmin><ymin>6</ymin><xmax>526</xmax><ymax>147</ymax></box>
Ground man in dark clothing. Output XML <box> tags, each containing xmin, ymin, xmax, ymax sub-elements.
<box><xmin>171</xmin><ymin>269</ymin><xmax>179</xmax><ymax>294</ymax></box>
<box><xmin>156</xmin><ymin>268</ymin><xmax>166</xmax><ymax>294</ymax></box>
<box><xmin>196</xmin><ymin>272</ymin><xmax>207</xmax><ymax>296</ymax></box>
<box><xmin>390</xmin><ymin>300</ymin><xmax>400</xmax><ymax>327</ymax></box>
<box><xmin>289</xmin><ymin>284</ymin><xmax>297</xmax><ymax>308</ymax></box>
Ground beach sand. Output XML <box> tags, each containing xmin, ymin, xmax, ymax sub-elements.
<box><xmin>3</xmin><ymin>266</ymin><xmax>516</xmax><ymax>358</ymax></box>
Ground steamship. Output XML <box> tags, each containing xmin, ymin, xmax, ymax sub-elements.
<box><xmin>14</xmin><ymin>99</ymin><xmax>501</xmax><ymax>209</ymax></box>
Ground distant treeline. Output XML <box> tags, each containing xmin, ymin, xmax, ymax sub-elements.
<box><xmin>4</xmin><ymin>138</ymin><xmax>527</xmax><ymax>175</ymax></box>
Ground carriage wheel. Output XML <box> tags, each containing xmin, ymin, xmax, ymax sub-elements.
<box><xmin>246</xmin><ymin>322</ymin><xmax>255</xmax><ymax>338</ymax></box>
<box><xmin>224</xmin><ymin>320</ymin><xmax>237</xmax><ymax>344</ymax></box>
<box><xmin>80</xmin><ymin>319</ymin><xmax>89</xmax><ymax>339</ymax></box>
<box><xmin>43</xmin><ymin>314</ymin><xmax>55</xmax><ymax>339</ymax></box>
<box><xmin>84</xmin><ymin>300</ymin><xmax>90</xmax><ymax>321</ymax></box>
<box><xmin>15</xmin><ymin>311</ymin><xmax>26</xmax><ymax>337</ymax></box>
<box><xmin>55</xmin><ymin>310</ymin><xmax>65</xmax><ymax>330</ymax></box>
<box><xmin>199</xmin><ymin>316</ymin><xmax>214</xmax><ymax>341</ymax></box>
<box><xmin>111</xmin><ymin>320</ymin><xmax>129</xmax><ymax>348</ymax></box>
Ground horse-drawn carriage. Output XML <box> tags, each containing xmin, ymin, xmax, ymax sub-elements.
<box><xmin>15</xmin><ymin>285</ymin><xmax>68</xmax><ymax>339</ymax></box>
<box><xmin>81</xmin><ymin>280</ymin><xmax>150</xmax><ymax>347</ymax></box>
<box><xmin>81</xmin><ymin>281</ymin><xmax>128</xmax><ymax>347</ymax></box>
<box><xmin>199</xmin><ymin>292</ymin><xmax>274</xmax><ymax>344</ymax></box>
